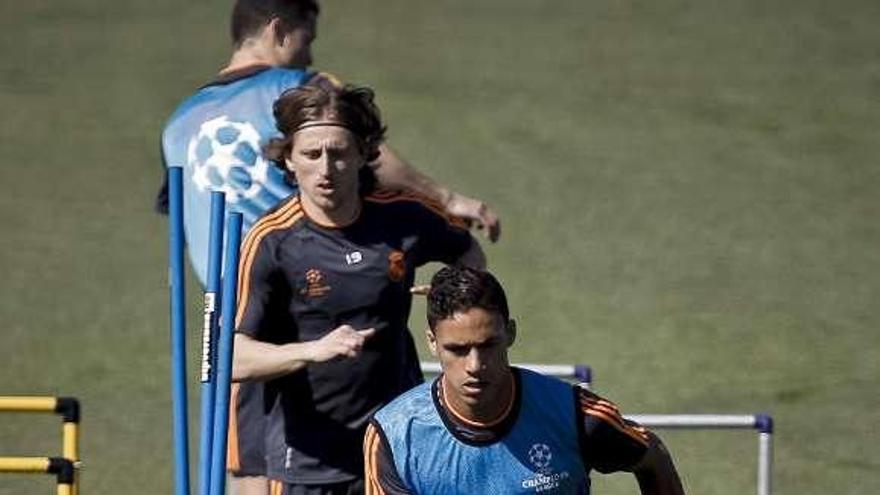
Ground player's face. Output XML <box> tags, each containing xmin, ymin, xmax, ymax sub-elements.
<box><xmin>428</xmin><ymin>307</ymin><xmax>513</xmax><ymax>415</ymax></box>
<box><xmin>287</xmin><ymin>124</ymin><xmax>364</xmax><ymax>218</ymax></box>
<box><xmin>280</xmin><ymin>13</ymin><xmax>317</xmax><ymax>68</ymax></box>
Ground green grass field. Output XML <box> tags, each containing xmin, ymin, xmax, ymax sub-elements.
<box><xmin>1</xmin><ymin>0</ymin><xmax>878</xmax><ymax>493</ymax></box>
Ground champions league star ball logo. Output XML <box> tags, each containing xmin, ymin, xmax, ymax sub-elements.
<box><xmin>528</xmin><ymin>443</ymin><xmax>553</xmax><ymax>472</ymax></box>
<box><xmin>522</xmin><ymin>443</ymin><xmax>570</xmax><ymax>491</ymax></box>
<box><xmin>188</xmin><ymin>116</ymin><xmax>269</xmax><ymax>203</ymax></box>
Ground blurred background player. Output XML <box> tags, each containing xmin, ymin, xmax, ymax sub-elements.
<box><xmin>157</xmin><ymin>0</ymin><xmax>500</xmax><ymax>283</ymax></box>
<box><xmin>366</xmin><ymin>266</ymin><xmax>685</xmax><ymax>495</ymax></box>
<box><xmin>156</xmin><ymin>1</ymin><xmax>499</xmax><ymax>493</ymax></box>
<box><xmin>232</xmin><ymin>83</ymin><xmax>485</xmax><ymax>495</ymax></box>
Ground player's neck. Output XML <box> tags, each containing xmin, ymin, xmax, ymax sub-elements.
<box><xmin>443</xmin><ymin>369</ymin><xmax>516</xmax><ymax>426</ymax></box>
<box><xmin>300</xmin><ymin>195</ymin><xmax>362</xmax><ymax>229</ymax></box>
<box><xmin>222</xmin><ymin>37</ymin><xmax>286</xmax><ymax>74</ymax></box>
<box><xmin>222</xmin><ymin>49</ymin><xmax>276</xmax><ymax>74</ymax></box>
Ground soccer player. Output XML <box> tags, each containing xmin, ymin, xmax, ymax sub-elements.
<box><xmin>365</xmin><ymin>267</ymin><xmax>685</xmax><ymax>495</ymax></box>
<box><xmin>232</xmin><ymin>83</ymin><xmax>486</xmax><ymax>495</ymax></box>
<box><xmin>158</xmin><ymin>0</ymin><xmax>499</xmax><ymax>285</ymax></box>
<box><xmin>156</xmin><ymin>1</ymin><xmax>499</xmax><ymax>493</ymax></box>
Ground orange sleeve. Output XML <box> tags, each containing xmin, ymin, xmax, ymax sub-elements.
<box><xmin>364</xmin><ymin>421</ymin><xmax>412</xmax><ymax>495</ymax></box>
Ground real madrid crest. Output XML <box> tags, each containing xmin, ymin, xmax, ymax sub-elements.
<box><xmin>301</xmin><ymin>268</ymin><xmax>331</xmax><ymax>297</ymax></box>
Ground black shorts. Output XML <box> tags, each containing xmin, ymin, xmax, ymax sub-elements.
<box><xmin>268</xmin><ymin>479</ymin><xmax>364</xmax><ymax>495</ymax></box>
<box><xmin>227</xmin><ymin>381</ymin><xmax>268</xmax><ymax>476</ymax></box>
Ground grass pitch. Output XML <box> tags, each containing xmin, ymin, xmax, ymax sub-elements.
<box><xmin>1</xmin><ymin>1</ymin><xmax>878</xmax><ymax>493</ymax></box>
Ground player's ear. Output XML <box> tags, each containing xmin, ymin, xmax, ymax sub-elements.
<box><xmin>268</xmin><ymin>17</ymin><xmax>286</xmax><ymax>45</ymax></box>
<box><xmin>284</xmin><ymin>156</ymin><xmax>296</xmax><ymax>173</ymax></box>
<box><xmin>425</xmin><ymin>328</ymin><xmax>439</xmax><ymax>357</ymax></box>
<box><xmin>505</xmin><ymin>319</ymin><xmax>517</xmax><ymax>348</ymax></box>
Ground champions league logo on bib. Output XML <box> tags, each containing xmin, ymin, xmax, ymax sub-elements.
<box><xmin>188</xmin><ymin>116</ymin><xmax>270</xmax><ymax>203</ymax></box>
<box><xmin>522</xmin><ymin>443</ymin><xmax>572</xmax><ymax>493</ymax></box>
<box><xmin>528</xmin><ymin>443</ymin><xmax>553</xmax><ymax>472</ymax></box>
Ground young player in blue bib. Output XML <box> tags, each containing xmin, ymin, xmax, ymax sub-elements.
<box><xmin>366</xmin><ymin>267</ymin><xmax>685</xmax><ymax>495</ymax></box>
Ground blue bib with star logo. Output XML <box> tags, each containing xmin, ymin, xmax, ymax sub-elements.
<box><xmin>374</xmin><ymin>368</ymin><xmax>590</xmax><ymax>494</ymax></box>
<box><xmin>161</xmin><ymin>67</ymin><xmax>313</xmax><ymax>285</ymax></box>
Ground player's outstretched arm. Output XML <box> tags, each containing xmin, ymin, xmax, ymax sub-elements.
<box><xmin>232</xmin><ymin>326</ymin><xmax>376</xmax><ymax>382</ymax></box>
<box><xmin>631</xmin><ymin>432</ymin><xmax>685</xmax><ymax>495</ymax></box>
<box><xmin>371</xmin><ymin>144</ymin><xmax>501</xmax><ymax>242</ymax></box>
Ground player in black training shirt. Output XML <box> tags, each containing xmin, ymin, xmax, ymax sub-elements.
<box><xmin>231</xmin><ymin>83</ymin><xmax>485</xmax><ymax>495</ymax></box>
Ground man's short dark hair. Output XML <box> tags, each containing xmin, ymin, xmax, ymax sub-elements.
<box><xmin>231</xmin><ymin>0</ymin><xmax>319</xmax><ymax>46</ymax></box>
<box><xmin>427</xmin><ymin>267</ymin><xmax>510</xmax><ymax>330</ymax></box>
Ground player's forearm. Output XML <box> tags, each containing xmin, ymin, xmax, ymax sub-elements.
<box><xmin>372</xmin><ymin>144</ymin><xmax>502</xmax><ymax>242</ymax></box>
<box><xmin>231</xmin><ymin>333</ymin><xmax>313</xmax><ymax>382</ymax></box>
<box><xmin>633</xmin><ymin>434</ymin><xmax>685</xmax><ymax>495</ymax></box>
<box><xmin>372</xmin><ymin>144</ymin><xmax>450</xmax><ymax>203</ymax></box>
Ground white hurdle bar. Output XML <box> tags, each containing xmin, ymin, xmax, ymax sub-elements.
<box><xmin>625</xmin><ymin>414</ymin><xmax>774</xmax><ymax>495</ymax></box>
<box><xmin>420</xmin><ymin>362</ymin><xmax>592</xmax><ymax>385</ymax></box>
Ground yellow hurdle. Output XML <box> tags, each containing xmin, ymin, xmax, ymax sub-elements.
<box><xmin>0</xmin><ymin>457</ymin><xmax>74</xmax><ymax>495</ymax></box>
<box><xmin>0</xmin><ymin>396</ymin><xmax>80</xmax><ymax>495</ymax></box>
<box><xmin>0</xmin><ymin>397</ymin><xmax>58</xmax><ymax>411</ymax></box>
<box><xmin>0</xmin><ymin>456</ymin><xmax>52</xmax><ymax>472</ymax></box>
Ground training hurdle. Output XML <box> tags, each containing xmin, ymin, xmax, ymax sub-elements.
<box><xmin>421</xmin><ymin>362</ymin><xmax>592</xmax><ymax>385</ymax></box>
<box><xmin>0</xmin><ymin>457</ymin><xmax>76</xmax><ymax>495</ymax></box>
<box><xmin>0</xmin><ymin>396</ymin><xmax>81</xmax><ymax>495</ymax></box>
<box><xmin>625</xmin><ymin>413</ymin><xmax>774</xmax><ymax>495</ymax></box>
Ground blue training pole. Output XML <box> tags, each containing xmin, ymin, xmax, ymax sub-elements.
<box><xmin>168</xmin><ymin>167</ymin><xmax>191</xmax><ymax>495</ymax></box>
<box><xmin>198</xmin><ymin>192</ymin><xmax>226</xmax><ymax>495</ymax></box>
<box><xmin>209</xmin><ymin>212</ymin><xmax>243</xmax><ymax>495</ymax></box>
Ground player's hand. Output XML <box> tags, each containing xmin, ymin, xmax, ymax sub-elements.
<box><xmin>309</xmin><ymin>325</ymin><xmax>376</xmax><ymax>362</ymax></box>
<box><xmin>444</xmin><ymin>192</ymin><xmax>501</xmax><ymax>243</ymax></box>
